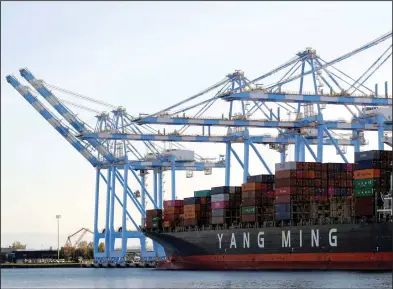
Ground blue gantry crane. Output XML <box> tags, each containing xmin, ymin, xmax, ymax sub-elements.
<box><xmin>7</xmin><ymin>71</ymin><xmax>225</xmax><ymax>265</ymax></box>
<box><xmin>6</xmin><ymin>30</ymin><xmax>392</xmax><ymax>266</ymax></box>
<box><xmin>80</xmin><ymin>29</ymin><xmax>392</xmax><ymax>183</ymax></box>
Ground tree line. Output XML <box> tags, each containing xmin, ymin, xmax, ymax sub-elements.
<box><xmin>11</xmin><ymin>241</ymin><xmax>105</xmax><ymax>261</ymax></box>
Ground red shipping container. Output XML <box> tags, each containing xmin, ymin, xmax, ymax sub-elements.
<box><xmin>242</xmin><ymin>190</ymin><xmax>263</xmax><ymax>199</ymax></box>
<box><xmin>164</xmin><ymin>206</ymin><xmax>181</xmax><ymax>215</ymax></box>
<box><xmin>345</xmin><ymin>163</ymin><xmax>354</xmax><ymax>172</ymax></box>
<box><xmin>275</xmin><ymin>170</ymin><xmax>296</xmax><ymax>179</ymax></box>
<box><xmin>296</xmin><ymin>171</ymin><xmax>304</xmax><ymax>179</ymax></box>
<box><xmin>163</xmin><ymin>214</ymin><xmax>178</xmax><ymax>222</ymax></box>
<box><xmin>275</xmin><ymin>178</ymin><xmax>297</xmax><ymax>188</ymax></box>
<box><xmin>241</xmin><ymin>214</ymin><xmax>257</xmax><ymax>222</ymax></box>
<box><xmin>275</xmin><ymin>195</ymin><xmax>291</xmax><ymax>204</ymax></box>
<box><xmin>275</xmin><ymin>187</ymin><xmax>296</xmax><ymax>196</ymax></box>
<box><xmin>163</xmin><ymin>200</ymin><xmax>183</xmax><ymax>208</ymax></box>
<box><xmin>264</xmin><ymin>191</ymin><xmax>276</xmax><ymax>199</ymax></box>
<box><xmin>242</xmin><ymin>198</ymin><xmax>257</xmax><ymax>206</ymax></box>
<box><xmin>212</xmin><ymin>201</ymin><xmax>230</xmax><ymax>209</ymax></box>
<box><xmin>146</xmin><ymin>209</ymin><xmax>162</xmax><ymax>217</ymax></box>
<box><xmin>355</xmin><ymin>196</ymin><xmax>374</xmax><ymax>206</ymax></box>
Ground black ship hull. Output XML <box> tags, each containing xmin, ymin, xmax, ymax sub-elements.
<box><xmin>143</xmin><ymin>222</ymin><xmax>392</xmax><ymax>270</ymax></box>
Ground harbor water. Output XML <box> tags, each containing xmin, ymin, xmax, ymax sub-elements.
<box><xmin>1</xmin><ymin>268</ymin><xmax>391</xmax><ymax>288</ymax></box>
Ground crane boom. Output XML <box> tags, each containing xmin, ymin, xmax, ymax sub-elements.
<box><xmin>6</xmin><ymin>75</ymin><xmax>100</xmax><ymax>167</ymax></box>
<box><xmin>19</xmin><ymin>68</ymin><xmax>117</xmax><ymax>163</ymax></box>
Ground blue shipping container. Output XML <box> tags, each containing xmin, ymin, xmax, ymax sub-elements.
<box><xmin>275</xmin><ymin>211</ymin><xmax>291</xmax><ymax>220</ymax></box>
<box><xmin>355</xmin><ymin>159</ymin><xmax>376</xmax><ymax>171</ymax></box>
<box><xmin>275</xmin><ymin>203</ymin><xmax>291</xmax><ymax>213</ymax></box>
<box><xmin>212</xmin><ymin>209</ymin><xmax>226</xmax><ymax>217</ymax></box>
<box><xmin>355</xmin><ymin>151</ymin><xmax>380</xmax><ymax>162</ymax></box>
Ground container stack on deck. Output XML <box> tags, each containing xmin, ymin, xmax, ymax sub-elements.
<box><xmin>145</xmin><ymin>209</ymin><xmax>163</xmax><ymax>230</ymax></box>
<box><xmin>163</xmin><ymin>200</ymin><xmax>183</xmax><ymax>228</ymax></box>
<box><xmin>240</xmin><ymin>175</ymin><xmax>275</xmax><ymax>224</ymax></box>
<box><xmin>275</xmin><ymin>162</ymin><xmax>314</xmax><ymax>223</ymax></box>
<box><xmin>353</xmin><ymin>150</ymin><xmax>393</xmax><ymax>217</ymax></box>
<box><xmin>211</xmin><ymin>186</ymin><xmax>242</xmax><ymax>226</ymax></box>
<box><xmin>183</xmin><ymin>197</ymin><xmax>201</xmax><ymax>227</ymax></box>
<box><xmin>194</xmin><ymin>190</ymin><xmax>212</xmax><ymax>226</ymax></box>
<box><xmin>310</xmin><ymin>162</ymin><xmax>329</xmax><ymax>220</ymax></box>
<box><xmin>142</xmin><ymin>149</ymin><xmax>392</xmax><ymax>232</ymax></box>
<box><xmin>328</xmin><ymin>163</ymin><xmax>354</xmax><ymax>219</ymax></box>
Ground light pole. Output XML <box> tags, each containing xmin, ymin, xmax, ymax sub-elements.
<box><xmin>56</xmin><ymin>215</ymin><xmax>61</xmax><ymax>260</ymax></box>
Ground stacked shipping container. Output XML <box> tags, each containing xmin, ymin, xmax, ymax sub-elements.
<box><xmin>211</xmin><ymin>186</ymin><xmax>242</xmax><ymax>225</ymax></box>
<box><xmin>241</xmin><ymin>175</ymin><xmax>275</xmax><ymax>223</ymax></box>
<box><xmin>327</xmin><ymin>163</ymin><xmax>354</xmax><ymax>219</ymax></box>
<box><xmin>353</xmin><ymin>150</ymin><xmax>393</xmax><ymax>217</ymax></box>
<box><xmin>163</xmin><ymin>200</ymin><xmax>183</xmax><ymax>228</ymax></box>
<box><xmin>275</xmin><ymin>162</ymin><xmax>315</xmax><ymax>222</ymax></box>
<box><xmin>184</xmin><ymin>197</ymin><xmax>201</xmax><ymax>226</ymax></box>
<box><xmin>143</xmin><ymin>150</ymin><xmax>391</xmax><ymax>231</ymax></box>
<box><xmin>145</xmin><ymin>209</ymin><xmax>163</xmax><ymax>230</ymax></box>
<box><xmin>310</xmin><ymin>162</ymin><xmax>330</xmax><ymax>220</ymax></box>
<box><xmin>194</xmin><ymin>190</ymin><xmax>212</xmax><ymax>226</ymax></box>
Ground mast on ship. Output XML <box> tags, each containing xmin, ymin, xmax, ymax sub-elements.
<box><xmin>377</xmin><ymin>171</ymin><xmax>393</xmax><ymax>221</ymax></box>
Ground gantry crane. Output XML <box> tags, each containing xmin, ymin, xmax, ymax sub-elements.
<box><xmin>6</xmin><ymin>30</ymin><xmax>392</xmax><ymax>266</ymax></box>
<box><xmin>65</xmin><ymin>228</ymin><xmax>94</xmax><ymax>248</ymax></box>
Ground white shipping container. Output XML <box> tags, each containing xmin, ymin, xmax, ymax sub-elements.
<box><xmin>211</xmin><ymin>193</ymin><xmax>229</xmax><ymax>203</ymax></box>
<box><xmin>275</xmin><ymin>162</ymin><xmax>297</xmax><ymax>172</ymax></box>
<box><xmin>228</xmin><ymin>187</ymin><xmax>236</xmax><ymax>194</ymax></box>
<box><xmin>165</xmin><ymin>149</ymin><xmax>195</xmax><ymax>162</ymax></box>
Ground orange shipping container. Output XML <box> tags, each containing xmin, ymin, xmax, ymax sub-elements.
<box><xmin>164</xmin><ymin>207</ymin><xmax>182</xmax><ymax>215</ymax></box>
<box><xmin>184</xmin><ymin>204</ymin><xmax>201</xmax><ymax>213</ymax></box>
<box><xmin>242</xmin><ymin>182</ymin><xmax>266</xmax><ymax>192</ymax></box>
<box><xmin>163</xmin><ymin>221</ymin><xmax>171</xmax><ymax>228</ymax></box>
<box><xmin>308</xmin><ymin>171</ymin><xmax>316</xmax><ymax>179</ymax></box>
<box><xmin>200</xmin><ymin>197</ymin><xmax>208</xmax><ymax>205</ymax></box>
<box><xmin>353</xmin><ymin>169</ymin><xmax>380</xmax><ymax>180</ymax></box>
<box><xmin>184</xmin><ymin>211</ymin><xmax>200</xmax><ymax>219</ymax></box>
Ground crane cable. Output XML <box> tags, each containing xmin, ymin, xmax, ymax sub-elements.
<box><xmin>43</xmin><ymin>81</ymin><xmax>117</xmax><ymax>109</ymax></box>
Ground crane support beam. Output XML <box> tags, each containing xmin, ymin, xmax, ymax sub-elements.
<box><xmin>19</xmin><ymin>68</ymin><xmax>118</xmax><ymax>163</ymax></box>
<box><xmin>80</xmin><ymin>132</ymin><xmax>357</xmax><ymax>146</ymax></box>
<box><xmin>222</xmin><ymin>91</ymin><xmax>392</xmax><ymax>106</ymax></box>
<box><xmin>135</xmin><ymin>116</ymin><xmax>392</xmax><ymax>130</ymax></box>
<box><xmin>6</xmin><ymin>75</ymin><xmax>101</xmax><ymax>167</ymax></box>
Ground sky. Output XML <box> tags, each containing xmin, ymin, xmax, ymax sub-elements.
<box><xmin>1</xmin><ymin>1</ymin><xmax>392</xmax><ymax>249</ymax></box>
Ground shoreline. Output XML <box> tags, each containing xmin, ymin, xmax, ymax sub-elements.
<box><xmin>0</xmin><ymin>262</ymin><xmax>156</xmax><ymax>269</ymax></box>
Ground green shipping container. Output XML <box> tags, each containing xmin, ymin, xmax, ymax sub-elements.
<box><xmin>354</xmin><ymin>178</ymin><xmax>377</xmax><ymax>189</ymax></box>
<box><xmin>152</xmin><ymin>216</ymin><xmax>161</xmax><ymax>222</ymax></box>
<box><xmin>241</xmin><ymin>206</ymin><xmax>256</xmax><ymax>215</ymax></box>
<box><xmin>354</xmin><ymin>188</ymin><xmax>374</xmax><ymax>197</ymax></box>
<box><xmin>194</xmin><ymin>190</ymin><xmax>212</xmax><ymax>197</ymax></box>
<box><xmin>152</xmin><ymin>221</ymin><xmax>162</xmax><ymax>228</ymax></box>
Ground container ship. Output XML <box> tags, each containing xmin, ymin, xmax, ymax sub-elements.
<box><xmin>142</xmin><ymin>150</ymin><xmax>393</xmax><ymax>270</ymax></box>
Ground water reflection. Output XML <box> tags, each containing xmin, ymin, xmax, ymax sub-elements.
<box><xmin>1</xmin><ymin>268</ymin><xmax>391</xmax><ymax>289</ymax></box>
